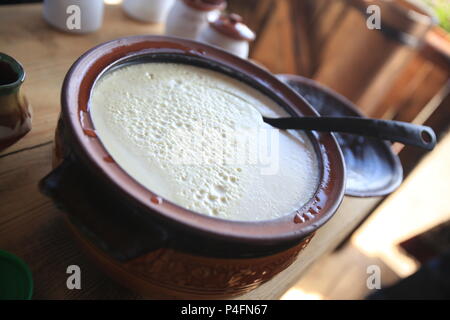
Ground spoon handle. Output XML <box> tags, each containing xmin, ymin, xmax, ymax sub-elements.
<box><xmin>263</xmin><ymin>116</ymin><xmax>436</xmax><ymax>150</ymax></box>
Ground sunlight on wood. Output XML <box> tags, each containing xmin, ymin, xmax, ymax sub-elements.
<box><xmin>352</xmin><ymin>132</ymin><xmax>450</xmax><ymax>277</ymax></box>
<box><xmin>104</xmin><ymin>0</ymin><xmax>123</xmax><ymax>5</ymax></box>
<box><xmin>281</xmin><ymin>288</ymin><xmax>323</xmax><ymax>300</ymax></box>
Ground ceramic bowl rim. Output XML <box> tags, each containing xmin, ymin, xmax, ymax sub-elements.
<box><xmin>61</xmin><ymin>35</ymin><xmax>346</xmax><ymax>245</ymax></box>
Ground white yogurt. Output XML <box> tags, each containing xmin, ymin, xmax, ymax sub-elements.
<box><xmin>89</xmin><ymin>63</ymin><xmax>319</xmax><ymax>221</ymax></box>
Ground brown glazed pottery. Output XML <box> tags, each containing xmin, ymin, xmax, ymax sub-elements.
<box><xmin>39</xmin><ymin>36</ymin><xmax>346</xmax><ymax>298</ymax></box>
<box><xmin>0</xmin><ymin>53</ymin><xmax>32</xmax><ymax>151</ymax></box>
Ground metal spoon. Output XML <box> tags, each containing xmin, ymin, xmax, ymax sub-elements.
<box><xmin>263</xmin><ymin>116</ymin><xmax>436</xmax><ymax>150</ymax></box>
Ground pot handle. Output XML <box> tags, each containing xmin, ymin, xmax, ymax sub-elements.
<box><xmin>39</xmin><ymin>156</ymin><xmax>169</xmax><ymax>262</ymax></box>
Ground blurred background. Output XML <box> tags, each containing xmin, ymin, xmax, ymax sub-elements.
<box><xmin>1</xmin><ymin>0</ymin><xmax>449</xmax><ymax>300</ymax></box>
<box><xmin>231</xmin><ymin>0</ymin><xmax>450</xmax><ymax>300</ymax></box>
<box><xmin>231</xmin><ymin>0</ymin><xmax>449</xmax><ymax>299</ymax></box>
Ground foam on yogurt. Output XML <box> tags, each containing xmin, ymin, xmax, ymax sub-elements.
<box><xmin>89</xmin><ymin>62</ymin><xmax>319</xmax><ymax>221</ymax></box>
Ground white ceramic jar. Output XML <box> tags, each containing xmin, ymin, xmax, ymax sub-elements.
<box><xmin>165</xmin><ymin>0</ymin><xmax>226</xmax><ymax>40</ymax></box>
<box><xmin>122</xmin><ymin>0</ymin><xmax>175</xmax><ymax>23</ymax></box>
<box><xmin>43</xmin><ymin>0</ymin><xmax>104</xmax><ymax>34</ymax></box>
<box><xmin>197</xmin><ymin>13</ymin><xmax>255</xmax><ymax>59</ymax></box>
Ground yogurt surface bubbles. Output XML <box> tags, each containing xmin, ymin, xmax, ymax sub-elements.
<box><xmin>89</xmin><ymin>62</ymin><xmax>319</xmax><ymax>221</ymax></box>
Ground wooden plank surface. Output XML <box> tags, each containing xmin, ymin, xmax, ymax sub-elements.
<box><xmin>250</xmin><ymin>0</ymin><xmax>298</xmax><ymax>74</ymax></box>
<box><xmin>0</xmin><ymin>3</ymin><xmax>163</xmax><ymax>156</ymax></box>
<box><xmin>0</xmin><ymin>3</ymin><xmax>382</xmax><ymax>299</ymax></box>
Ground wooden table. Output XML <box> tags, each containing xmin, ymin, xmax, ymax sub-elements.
<box><xmin>0</xmin><ymin>3</ymin><xmax>382</xmax><ymax>299</ymax></box>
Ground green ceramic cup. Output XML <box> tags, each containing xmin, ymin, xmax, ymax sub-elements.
<box><xmin>0</xmin><ymin>250</ymin><xmax>33</xmax><ymax>300</ymax></box>
<box><xmin>0</xmin><ymin>52</ymin><xmax>32</xmax><ymax>151</ymax></box>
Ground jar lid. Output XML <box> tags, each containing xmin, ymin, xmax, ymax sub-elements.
<box><xmin>210</xmin><ymin>13</ymin><xmax>255</xmax><ymax>42</ymax></box>
<box><xmin>183</xmin><ymin>0</ymin><xmax>227</xmax><ymax>12</ymax></box>
<box><xmin>277</xmin><ymin>74</ymin><xmax>403</xmax><ymax>198</ymax></box>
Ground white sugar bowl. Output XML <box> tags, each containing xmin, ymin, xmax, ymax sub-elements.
<box><xmin>197</xmin><ymin>13</ymin><xmax>255</xmax><ymax>59</ymax></box>
<box><xmin>165</xmin><ymin>0</ymin><xmax>227</xmax><ymax>40</ymax></box>
<box><xmin>43</xmin><ymin>0</ymin><xmax>104</xmax><ymax>34</ymax></box>
<box><xmin>122</xmin><ymin>0</ymin><xmax>176</xmax><ymax>23</ymax></box>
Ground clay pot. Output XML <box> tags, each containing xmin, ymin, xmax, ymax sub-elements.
<box><xmin>0</xmin><ymin>53</ymin><xmax>32</xmax><ymax>151</ymax></box>
<box><xmin>39</xmin><ymin>36</ymin><xmax>346</xmax><ymax>298</ymax></box>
